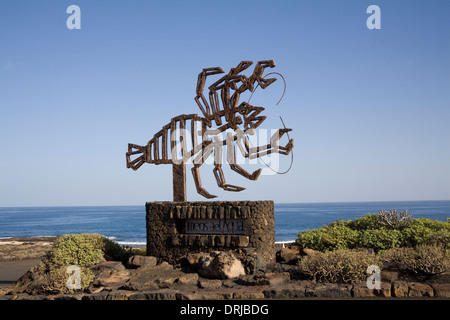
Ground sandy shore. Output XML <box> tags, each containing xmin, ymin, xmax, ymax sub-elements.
<box><xmin>0</xmin><ymin>236</ymin><xmax>55</xmax><ymax>260</ymax></box>
<box><xmin>0</xmin><ymin>237</ymin><xmax>55</xmax><ymax>285</ymax></box>
<box><xmin>0</xmin><ymin>259</ymin><xmax>42</xmax><ymax>285</ymax></box>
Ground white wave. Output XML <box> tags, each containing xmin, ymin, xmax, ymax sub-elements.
<box><xmin>1</xmin><ymin>235</ymin><xmax>56</xmax><ymax>239</ymax></box>
<box><xmin>33</xmin><ymin>235</ymin><xmax>57</xmax><ymax>238</ymax></box>
<box><xmin>117</xmin><ymin>241</ymin><xmax>146</xmax><ymax>247</ymax></box>
<box><xmin>275</xmin><ymin>240</ymin><xmax>296</xmax><ymax>244</ymax></box>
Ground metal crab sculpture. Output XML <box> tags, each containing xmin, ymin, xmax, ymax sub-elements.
<box><xmin>126</xmin><ymin>60</ymin><xmax>294</xmax><ymax>201</ymax></box>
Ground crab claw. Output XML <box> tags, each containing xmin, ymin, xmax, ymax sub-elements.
<box><xmin>222</xmin><ymin>184</ymin><xmax>246</xmax><ymax>192</ymax></box>
<box><xmin>282</xmin><ymin>139</ymin><xmax>294</xmax><ymax>154</ymax></box>
<box><xmin>279</xmin><ymin>128</ymin><xmax>292</xmax><ymax>135</ymax></box>
<box><xmin>198</xmin><ymin>188</ymin><xmax>217</xmax><ymax>199</ymax></box>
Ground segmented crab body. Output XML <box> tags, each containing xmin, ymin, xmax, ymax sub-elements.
<box><xmin>126</xmin><ymin>60</ymin><xmax>293</xmax><ymax>200</ymax></box>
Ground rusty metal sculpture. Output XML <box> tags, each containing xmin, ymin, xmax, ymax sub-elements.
<box><xmin>126</xmin><ymin>60</ymin><xmax>294</xmax><ymax>201</ymax></box>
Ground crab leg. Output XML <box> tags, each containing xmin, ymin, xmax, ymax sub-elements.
<box><xmin>191</xmin><ymin>138</ymin><xmax>216</xmax><ymax>198</ymax></box>
<box><xmin>212</xmin><ymin>136</ymin><xmax>245</xmax><ymax>192</ymax></box>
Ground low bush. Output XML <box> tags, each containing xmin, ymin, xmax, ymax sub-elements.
<box><xmin>296</xmin><ymin>214</ymin><xmax>449</xmax><ymax>283</ymax></box>
<box><xmin>298</xmin><ymin>249</ymin><xmax>381</xmax><ymax>283</ymax></box>
<box><xmin>401</xmin><ymin>218</ymin><xmax>450</xmax><ymax>247</ymax></box>
<box><xmin>38</xmin><ymin>233</ymin><xmax>127</xmax><ymax>294</ymax></box>
<box><xmin>43</xmin><ymin>234</ymin><xmax>104</xmax><ymax>267</ymax></box>
<box><xmin>296</xmin><ymin>213</ymin><xmax>449</xmax><ymax>252</ymax></box>
<box><xmin>345</xmin><ymin>214</ymin><xmax>383</xmax><ymax>231</ymax></box>
<box><xmin>296</xmin><ymin>222</ymin><xmax>359</xmax><ymax>252</ymax></box>
<box><xmin>41</xmin><ymin>265</ymin><xmax>95</xmax><ymax>294</ymax></box>
<box><xmin>43</xmin><ymin>233</ymin><xmax>127</xmax><ymax>267</ymax></box>
<box><xmin>356</xmin><ymin>229</ymin><xmax>403</xmax><ymax>252</ymax></box>
<box><xmin>422</xmin><ymin>230</ymin><xmax>450</xmax><ymax>249</ymax></box>
<box><xmin>382</xmin><ymin>245</ymin><xmax>449</xmax><ymax>276</ymax></box>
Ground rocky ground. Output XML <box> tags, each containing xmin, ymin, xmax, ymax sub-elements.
<box><xmin>0</xmin><ymin>240</ymin><xmax>449</xmax><ymax>300</ymax></box>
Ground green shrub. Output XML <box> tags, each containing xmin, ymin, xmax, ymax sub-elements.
<box><xmin>298</xmin><ymin>249</ymin><xmax>381</xmax><ymax>283</ymax></box>
<box><xmin>41</xmin><ymin>265</ymin><xmax>95</xmax><ymax>294</ymax></box>
<box><xmin>44</xmin><ymin>233</ymin><xmax>127</xmax><ymax>267</ymax></box>
<box><xmin>296</xmin><ymin>229</ymin><xmax>325</xmax><ymax>251</ymax></box>
<box><xmin>44</xmin><ymin>234</ymin><xmax>104</xmax><ymax>267</ymax></box>
<box><xmin>345</xmin><ymin>214</ymin><xmax>382</xmax><ymax>231</ymax></box>
<box><xmin>39</xmin><ymin>233</ymin><xmax>127</xmax><ymax>294</ymax></box>
<box><xmin>296</xmin><ymin>224</ymin><xmax>359</xmax><ymax>252</ymax></box>
<box><xmin>356</xmin><ymin>229</ymin><xmax>403</xmax><ymax>252</ymax></box>
<box><xmin>400</xmin><ymin>223</ymin><xmax>432</xmax><ymax>247</ymax></box>
<box><xmin>297</xmin><ymin>214</ymin><xmax>448</xmax><ymax>252</ymax></box>
<box><xmin>103</xmin><ymin>237</ymin><xmax>129</xmax><ymax>261</ymax></box>
<box><xmin>422</xmin><ymin>230</ymin><xmax>450</xmax><ymax>249</ymax></box>
<box><xmin>382</xmin><ymin>245</ymin><xmax>449</xmax><ymax>276</ymax></box>
<box><xmin>400</xmin><ymin>218</ymin><xmax>450</xmax><ymax>247</ymax></box>
<box><xmin>411</xmin><ymin>218</ymin><xmax>450</xmax><ymax>231</ymax></box>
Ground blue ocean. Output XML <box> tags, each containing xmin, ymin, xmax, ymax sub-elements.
<box><xmin>0</xmin><ymin>201</ymin><xmax>448</xmax><ymax>245</ymax></box>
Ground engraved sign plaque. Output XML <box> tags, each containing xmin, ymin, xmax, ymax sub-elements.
<box><xmin>185</xmin><ymin>219</ymin><xmax>245</xmax><ymax>235</ymax></box>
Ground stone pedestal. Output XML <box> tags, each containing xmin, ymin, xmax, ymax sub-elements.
<box><xmin>146</xmin><ymin>201</ymin><xmax>275</xmax><ymax>265</ymax></box>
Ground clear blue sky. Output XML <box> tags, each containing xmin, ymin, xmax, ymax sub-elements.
<box><xmin>1</xmin><ymin>0</ymin><xmax>449</xmax><ymax>206</ymax></box>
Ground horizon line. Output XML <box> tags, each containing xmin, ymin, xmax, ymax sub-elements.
<box><xmin>1</xmin><ymin>199</ymin><xmax>449</xmax><ymax>209</ymax></box>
